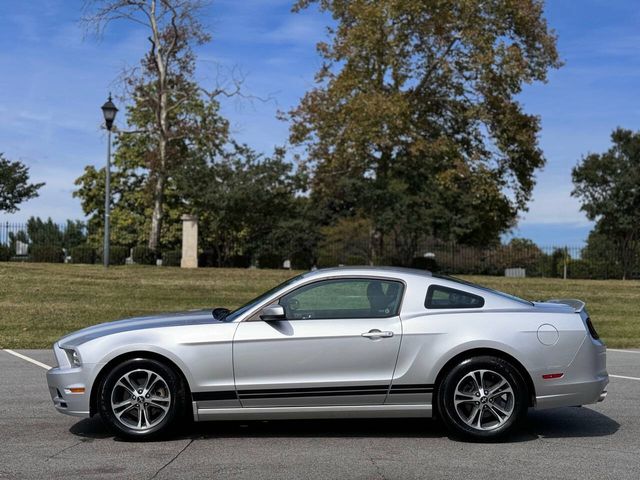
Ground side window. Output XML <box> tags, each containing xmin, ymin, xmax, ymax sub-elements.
<box><xmin>279</xmin><ymin>278</ymin><xmax>404</xmax><ymax>320</ymax></box>
<box><xmin>425</xmin><ymin>285</ymin><xmax>484</xmax><ymax>309</ymax></box>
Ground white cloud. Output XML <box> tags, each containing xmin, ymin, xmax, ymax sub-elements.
<box><xmin>519</xmin><ymin>179</ymin><xmax>592</xmax><ymax>227</ymax></box>
<box><xmin>264</xmin><ymin>15</ymin><xmax>328</xmax><ymax>45</ymax></box>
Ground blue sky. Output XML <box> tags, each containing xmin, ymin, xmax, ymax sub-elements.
<box><xmin>0</xmin><ymin>0</ymin><xmax>639</xmax><ymax>246</ymax></box>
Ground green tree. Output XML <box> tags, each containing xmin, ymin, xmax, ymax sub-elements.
<box><xmin>572</xmin><ymin>128</ymin><xmax>640</xmax><ymax>279</ymax></box>
<box><xmin>74</xmin><ymin>79</ymin><xmax>230</xmax><ymax>250</ymax></box>
<box><xmin>0</xmin><ymin>153</ymin><xmax>44</xmax><ymax>213</ymax></box>
<box><xmin>288</xmin><ymin>0</ymin><xmax>561</xmax><ymax>256</ymax></box>
<box><xmin>26</xmin><ymin>217</ymin><xmax>63</xmax><ymax>246</ymax></box>
<box><xmin>174</xmin><ymin>144</ymin><xmax>313</xmax><ymax>266</ymax></box>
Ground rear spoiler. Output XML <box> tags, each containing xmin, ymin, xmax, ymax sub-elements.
<box><xmin>546</xmin><ymin>298</ymin><xmax>586</xmax><ymax>313</ymax></box>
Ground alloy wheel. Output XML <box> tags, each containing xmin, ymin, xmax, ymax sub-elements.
<box><xmin>453</xmin><ymin>369</ymin><xmax>515</xmax><ymax>431</ymax></box>
<box><xmin>110</xmin><ymin>368</ymin><xmax>171</xmax><ymax>431</ymax></box>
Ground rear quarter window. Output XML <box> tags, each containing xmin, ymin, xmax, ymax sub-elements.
<box><xmin>425</xmin><ymin>285</ymin><xmax>485</xmax><ymax>309</ymax></box>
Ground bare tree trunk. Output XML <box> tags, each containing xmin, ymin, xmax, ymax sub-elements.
<box><xmin>147</xmin><ymin>0</ymin><xmax>170</xmax><ymax>251</ymax></box>
<box><xmin>148</xmin><ymin>172</ymin><xmax>165</xmax><ymax>250</ymax></box>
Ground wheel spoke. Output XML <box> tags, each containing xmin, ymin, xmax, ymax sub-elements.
<box><xmin>454</xmin><ymin>398</ymin><xmax>476</xmax><ymax>406</ymax></box>
<box><xmin>149</xmin><ymin>400</ymin><xmax>170</xmax><ymax>412</ymax></box>
<box><xmin>475</xmin><ymin>408</ymin><xmax>484</xmax><ymax>429</ymax></box>
<box><xmin>116</xmin><ymin>379</ymin><xmax>134</xmax><ymax>396</ymax></box>
<box><xmin>137</xmin><ymin>405</ymin><xmax>147</xmax><ymax>429</ymax></box>
<box><xmin>112</xmin><ymin>399</ymin><xmax>133</xmax><ymax>410</ymax></box>
<box><xmin>487</xmin><ymin>405</ymin><xmax>507</xmax><ymax>424</ymax></box>
<box><xmin>124</xmin><ymin>372</ymin><xmax>140</xmax><ymax>392</ymax></box>
<box><xmin>477</xmin><ymin>370</ymin><xmax>487</xmax><ymax>393</ymax></box>
<box><xmin>488</xmin><ymin>379</ymin><xmax>506</xmax><ymax>395</ymax></box>
<box><xmin>462</xmin><ymin>404</ymin><xmax>481</xmax><ymax>426</ymax></box>
<box><xmin>468</xmin><ymin>372</ymin><xmax>481</xmax><ymax>393</ymax></box>
<box><xmin>115</xmin><ymin>404</ymin><xmax>136</xmax><ymax>419</ymax></box>
<box><xmin>142</xmin><ymin>372</ymin><xmax>157</xmax><ymax>393</ymax></box>
<box><xmin>490</xmin><ymin>386</ymin><xmax>513</xmax><ymax>399</ymax></box>
<box><xmin>490</xmin><ymin>401</ymin><xmax>512</xmax><ymax>417</ymax></box>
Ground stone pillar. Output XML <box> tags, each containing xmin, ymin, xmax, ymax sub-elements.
<box><xmin>181</xmin><ymin>214</ymin><xmax>198</xmax><ymax>268</ymax></box>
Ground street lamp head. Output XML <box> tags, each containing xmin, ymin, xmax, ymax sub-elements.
<box><xmin>101</xmin><ymin>94</ymin><xmax>118</xmax><ymax>131</ymax></box>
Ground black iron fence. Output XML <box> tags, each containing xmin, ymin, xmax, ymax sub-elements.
<box><xmin>0</xmin><ymin>221</ymin><xmax>637</xmax><ymax>279</ymax></box>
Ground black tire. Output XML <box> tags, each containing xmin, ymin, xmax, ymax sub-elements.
<box><xmin>436</xmin><ymin>355</ymin><xmax>528</xmax><ymax>441</ymax></box>
<box><xmin>98</xmin><ymin>358</ymin><xmax>187</xmax><ymax>441</ymax></box>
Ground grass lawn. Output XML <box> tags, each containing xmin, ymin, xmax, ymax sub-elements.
<box><xmin>0</xmin><ymin>262</ymin><xmax>639</xmax><ymax>348</ymax></box>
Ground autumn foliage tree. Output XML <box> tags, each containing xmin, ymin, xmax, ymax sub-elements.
<box><xmin>288</xmin><ymin>0</ymin><xmax>561</xmax><ymax>260</ymax></box>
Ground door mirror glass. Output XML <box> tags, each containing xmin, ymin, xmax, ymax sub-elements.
<box><xmin>260</xmin><ymin>304</ymin><xmax>286</xmax><ymax>321</ymax></box>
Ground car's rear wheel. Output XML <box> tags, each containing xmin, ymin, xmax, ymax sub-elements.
<box><xmin>437</xmin><ymin>356</ymin><xmax>528</xmax><ymax>441</ymax></box>
<box><xmin>98</xmin><ymin>358</ymin><xmax>187</xmax><ymax>440</ymax></box>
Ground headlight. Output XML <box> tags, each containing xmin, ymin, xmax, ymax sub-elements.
<box><xmin>63</xmin><ymin>349</ymin><xmax>82</xmax><ymax>367</ymax></box>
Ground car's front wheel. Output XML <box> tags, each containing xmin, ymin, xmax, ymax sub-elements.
<box><xmin>437</xmin><ymin>355</ymin><xmax>528</xmax><ymax>441</ymax></box>
<box><xmin>98</xmin><ymin>358</ymin><xmax>187</xmax><ymax>440</ymax></box>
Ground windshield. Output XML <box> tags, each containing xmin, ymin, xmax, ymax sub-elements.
<box><xmin>224</xmin><ymin>274</ymin><xmax>304</xmax><ymax>322</ymax></box>
<box><xmin>433</xmin><ymin>274</ymin><xmax>533</xmax><ymax>306</ymax></box>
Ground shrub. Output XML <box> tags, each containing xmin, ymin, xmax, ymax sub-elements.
<box><xmin>97</xmin><ymin>246</ymin><xmax>128</xmax><ymax>265</ymax></box>
<box><xmin>198</xmin><ymin>250</ymin><xmax>218</xmax><ymax>268</ymax></box>
<box><xmin>229</xmin><ymin>254</ymin><xmax>251</xmax><ymax>268</ymax></box>
<box><xmin>132</xmin><ymin>246</ymin><xmax>156</xmax><ymax>265</ymax></box>
<box><xmin>0</xmin><ymin>244</ymin><xmax>11</xmax><ymax>262</ymax></box>
<box><xmin>410</xmin><ymin>256</ymin><xmax>438</xmax><ymax>272</ymax></box>
<box><xmin>162</xmin><ymin>250</ymin><xmax>181</xmax><ymax>267</ymax></box>
<box><xmin>70</xmin><ymin>245</ymin><xmax>96</xmax><ymax>264</ymax></box>
<box><xmin>290</xmin><ymin>251</ymin><xmax>314</xmax><ymax>270</ymax></box>
<box><xmin>258</xmin><ymin>253</ymin><xmax>283</xmax><ymax>269</ymax></box>
<box><xmin>30</xmin><ymin>245</ymin><xmax>64</xmax><ymax>263</ymax></box>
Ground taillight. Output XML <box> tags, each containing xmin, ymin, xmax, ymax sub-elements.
<box><xmin>586</xmin><ymin>317</ymin><xmax>599</xmax><ymax>340</ymax></box>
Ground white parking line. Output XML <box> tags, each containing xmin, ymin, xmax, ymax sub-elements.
<box><xmin>2</xmin><ymin>349</ymin><xmax>51</xmax><ymax>370</ymax></box>
<box><xmin>610</xmin><ymin>374</ymin><xmax>640</xmax><ymax>382</ymax></box>
<box><xmin>608</xmin><ymin>348</ymin><xmax>640</xmax><ymax>354</ymax></box>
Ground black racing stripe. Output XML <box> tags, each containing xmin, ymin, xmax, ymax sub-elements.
<box><xmin>192</xmin><ymin>390</ymin><xmax>238</xmax><ymax>401</ymax></box>
<box><xmin>389</xmin><ymin>384</ymin><xmax>434</xmax><ymax>394</ymax></box>
<box><xmin>389</xmin><ymin>389</ymin><xmax>433</xmax><ymax>395</ymax></box>
<box><xmin>239</xmin><ymin>388</ymin><xmax>388</xmax><ymax>399</ymax></box>
<box><xmin>194</xmin><ymin>384</ymin><xmax>398</xmax><ymax>401</ymax></box>
<box><xmin>239</xmin><ymin>385</ymin><xmax>389</xmax><ymax>396</ymax></box>
<box><xmin>240</xmin><ymin>389</ymin><xmax>388</xmax><ymax>399</ymax></box>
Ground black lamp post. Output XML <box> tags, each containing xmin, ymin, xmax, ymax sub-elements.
<box><xmin>101</xmin><ymin>95</ymin><xmax>118</xmax><ymax>267</ymax></box>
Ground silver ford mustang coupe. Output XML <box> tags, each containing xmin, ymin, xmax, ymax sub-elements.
<box><xmin>46</xmin><ymin>267</ymin><xmax>608</xmax><ymax>440</ymax></box>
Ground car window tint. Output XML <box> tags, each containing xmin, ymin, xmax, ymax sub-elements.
<box><xmin>425</xmin><ymin>285</ymin><xmax>484</xmax><ymax>309</ymax></box>
<box><xmin>280</xmin><ymin>278</ymin><xmax>403</xmax><ymax>319</ymax></box>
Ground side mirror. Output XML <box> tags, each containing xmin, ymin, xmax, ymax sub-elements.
<box><xmin>260</xmin><ymin>304</ymin><xmax>286</xmax><ymax>322</ymax></box>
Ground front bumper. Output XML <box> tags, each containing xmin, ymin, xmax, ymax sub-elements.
<box><xmin>46</xmin><ymin>366</ymin><xmax>91</xmax><ymax>417</ymax></box>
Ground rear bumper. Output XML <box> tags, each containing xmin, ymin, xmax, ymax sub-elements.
<box><xmin>535</xmin><ymin>374</ymin><xmax>608</xmax><ymax>409</ymax></box>
<box><xmin>534</xmin><ymin>334</ymin><xmax>608</xmax><ymax>410</ymax></box>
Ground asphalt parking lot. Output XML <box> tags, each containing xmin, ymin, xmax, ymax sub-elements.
<box><xmin>0</xmin><ymin>349</ymin><xmax>638</xmax><ymax>480</ymax></box>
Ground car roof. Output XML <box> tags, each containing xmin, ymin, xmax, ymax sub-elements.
<box><xmin>301</xmin><ymin>266</ymin><xmax>433</xmax><ymax>281</ymax></box>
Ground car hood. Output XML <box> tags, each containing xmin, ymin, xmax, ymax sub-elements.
<box><xmin>58</xmin><ymin>309</ymin><xmax>226</xmax><ymax>348</ymax></box>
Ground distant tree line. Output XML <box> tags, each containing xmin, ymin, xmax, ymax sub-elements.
<box><xmin>2</xmin><ymin>217</ymin><xmax>639</xmax><ymax>279</ymax></box>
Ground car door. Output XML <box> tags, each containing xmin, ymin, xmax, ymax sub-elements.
<box><xmin>233</xmin><ymin>277</ymin><xmax>404</xmax><ymax>407</ymax></box>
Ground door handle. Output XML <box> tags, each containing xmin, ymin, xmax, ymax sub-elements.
<box><xmin>361</xmin><ymin>329</ymin><xmax>394</xmax><ymax>339</ymax></box>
